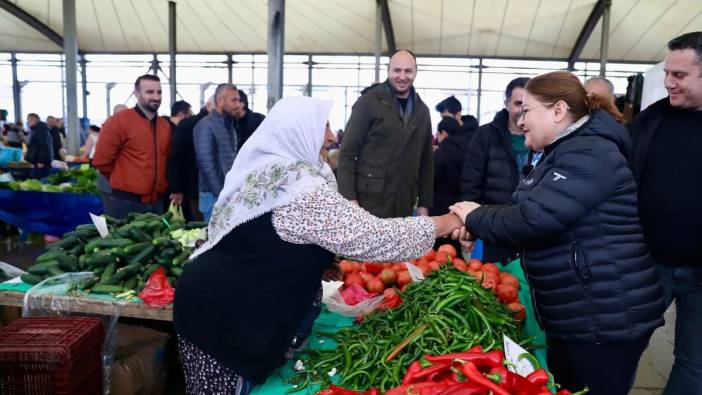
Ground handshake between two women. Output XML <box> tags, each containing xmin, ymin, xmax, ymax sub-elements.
<box><xmin>431</xmin><ymin>201</ymin><xmax>482</xmax><ymax>252</ymax></box>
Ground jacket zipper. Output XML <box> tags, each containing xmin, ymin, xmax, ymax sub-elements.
<box><xmin>519</xmin><ymin>162</ymin><xmax>545</xmax><ymax>328</ymax></box>
<box><xmin>151</xmin><ymin>120</ymin><xmax>158</xmax><ymax>203</ymax></box>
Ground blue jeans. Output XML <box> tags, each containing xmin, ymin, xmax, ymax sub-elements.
<box><xmin>198</xmin><ymin>192</ymin><xmax>216</xmax><ymax>223</ymax></box>
<box><xmin>658</xmin><ymin>265</ymin><xmax>702</xmax><ymax>395</ymax></box>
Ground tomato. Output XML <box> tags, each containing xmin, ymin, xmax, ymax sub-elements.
<box><xmin>482</xmin><ymin>263</ymin><xmax>500</xmax><ymax>275</ymax></box>
<box><xmin>366</xmin><ymin>277</ymin><xmax>385</xmax><ymax>293</ymax></box>
<box><xmin>481</xmin><ymin>270</ymin><xmax>499</xmax><ymax>290</ymax></box>
<box><xmin>500</xmin><ymin>273</ymin><xmax>520</xmax><ymax>289</ymax></box>
<box><xmin>397</xmin><ymin>271</ymin><xmax>412</xmax><ymax>287</ymax></box>
<box><xmin>428</xmin><ymin>261</ymin><xmax>441</xmax><ymax>271</ymax></box>
<box><xmin>383</xmin><ymin>288</ymin><xmax>399</xmax><ymax>300</ymax></box>
<box><xmin>507</xmin><ymin>302</ymin><xmax>526</xmax><ymax>321</ymax></box>
<box><xmin>363</xmin><ymin>262</ymin><xmax>384</xmax><ymax>275</ymax></box>
<box><xmin>437</xmin><ymin>244</ymin><xmax>458</xmax><ymax>259</ymax></box>
<box><xmin>435</xmin><ymin>250</ymin><xmax>452</xmax><ymax>264</ymax></box>
<box><xmin>452</xmin><ymin>258</ymin><xmax>468</xmax><ymax>272</ymax></box>
<box><xmin>379</xmin><ymin>269</ymin><xmax>398</xmax><ymax>286</ymax></box>
<box><xmin>418</xmin><ymin>264</ymin><xmax>432</xmax><ymax>275</ymax></box>
<box><xmin>391</xmin><ymin>263</ymin><xmax>406</xmax><ymax>271</ymax></box>
<box><xmin>338</xmin><ymin>260</ymin><xmax>357</xmax><ymax>274</ymax></box>
<box><xmin>496</xmin><ymin>284</ymin><xmax>519</xmax><ymax>304</ymax></box>
<box><xmin>466</xmin><ymin>269</ymin><xmax>482</xmax><ymax>281</ymax></box>
<box><xmin>424</xmin><ymin>249</ymin><xmax>436</xmax><ymax>261</ymax></box>
<box><xmin>358</xmin><ymin>271</ymin><xmax>373</xmax><ymax>283</ymax></box>
<box><xmin>344</xmin><ymin>273</ymin><xmax>365</xmax><ymax>288</ymax></box>
<box><xmin>468</xmin><ymin>259</ymin><xmax>483</xmax><ymax>271</ymax></box>
<box><xmin>415</xmin><ymin>257</ymin><xmax>429</xmax><ymax>267</ymax></box>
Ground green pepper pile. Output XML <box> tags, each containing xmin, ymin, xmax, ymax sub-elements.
<box><xmin>20</xmin><ymin>212</ymin><xmax>207</xmax><ymax>296</ymax></box>
<box><xmin>288</xmin><ymin>265</ymin><xmax>527</xmax><ymax>393</ymax></box>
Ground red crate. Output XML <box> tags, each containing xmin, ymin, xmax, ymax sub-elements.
<box><xmin>0</xmin><ymin>316</ymin><xmax>104</xmax><ymax>395</ymax></box>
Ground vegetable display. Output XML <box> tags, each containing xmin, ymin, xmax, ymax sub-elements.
<box><xmin>21</xmin><ymin>212</ymin><xmax>207</xmax><ymax>298</ymax></box>
<box><xmin>0</xmin><ymin>167</ymin><xmax>99</xmax><ymax>194</ymax></box>
<box><xmin>288</xmin><ymin>265</ymin><xmax>526</xmax><ymax>392</ymax></box>
<box><xmin>317</xmin><ymin>347</ymin><xmax>589</xmax><ymax>395</ymax></box>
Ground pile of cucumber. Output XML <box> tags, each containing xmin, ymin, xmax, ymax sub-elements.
<box><xmin>21</xmin><ymin>212</ymin><xmax>207</xmax><ymax>297</ymax></box>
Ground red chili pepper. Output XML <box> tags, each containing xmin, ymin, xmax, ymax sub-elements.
<box><xmin>505</xmin><ymin>371</ymin><xmax>542</xmax><ymax>393</ymax></box>
<box><xmin>385</xmin><ymin>382</ymin><xmax>438</xmax><ymax>395</ymax></box>
<box><xmin>363</xmin><ymin>389</ymin><xmax>380</xmax><ymax>395</ymax></box>
<box><xmin>435</xmin><ymin>382</ymin><xmax>488</xmax><ymax>395</ymax></box>
<box><xmin>426</xmin><ymin>351</ymin><xmax>504</xmax><ymax>368</ymax></box>
<box><xmin>526</xmin><ymin>369</ymin><xmax>549</xmax><ymax>386</ymax></box>
<box><xmin>556</xmin><ymin>390</ymin><xmax>571</xmax><ymax>395</ymax></box>
<box><xmin>328</xmin><ymin>384</ymin><xmax>365</xmax><ymax>395</ymax></box>
<box><xmin>486</xmin><ymin>366</ymin><xmax>509</xmax><ymax>386</ymax></box>
<box><xmin>315</xmin><ymin>390</ymin><xmax>335</xmax><ymax>395</ymax></box>
<box><xmin>460</xmin><ymin>361</ymin><xmax>510</xmax><ymax>395</ymax></box>
<box><xmin>467</xmin><ymin>346</ymin><xmax>483</xmax><ymax>353</ymax></box>
<box><xmin>403</xmin><ymin>361</ymin><xmax>423</xmax><ymax>384</ymax></box>
<box><xmin>413</xmin><ymin>362</ymin><xmax>452</xmax><ymax>381</ymax></box>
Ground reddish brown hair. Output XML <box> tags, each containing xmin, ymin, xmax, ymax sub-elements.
<box><xmin>525</xmin><ymin>71</ymin><xmax>625</xmax><ymax>123</ymax></box>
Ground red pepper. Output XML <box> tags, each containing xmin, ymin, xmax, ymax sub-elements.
<box><xmin>328</xmin><ymin>384</ymin><xmax>365</xmax><ymax>395</ymax></box>
<box><xmin>315</xmin><ymin>390</ymin><xmax>335</xmax><ymax>395</ymax></box>
<box><xmin>467</xmin><ymin>346</ymin><xmax>483</xmax><ymax>353</ymax></box>
<box><xmin>403</xmin><ymin>361</ymin><xmax>423</xmax><ymax>384</ymax></box>
<box><xmin>556</xmin><ymin>391</ymin><xmax>571</xmax><ymax>395</ymax></box>
<box><xmin>486</xmin><ymin>366</ymin><xmax>509</xmax><ymax>386</ymax></box>
<box><xmin>506</xmin><ymin>371</ymin><xmax>542</xmax><ymax>393</ymax></box>
<box><xmin>363</xmin><ymin>389</ymin><xmax>380</xmax><ymax>395</ymax></box>
<box><xmin>435</xmin><ymin>382</ymin><xmax>488</xmax><ymax>395</ymax></box>
<box><xmin>460</xmin><ymin>361</ymin><xmax>510</xmax><ymax>395</ymax></box>
<box><xmin>526</xmin><ymin>369</ymin><xmax>550</xmax><ymax>387</ymax></box>
<box><xmin>426</xmin><ymin>351</ymin><xmax>504</xmax><ymax>368</ymax></box>
<box><xmin>413</xmin><ymin>362</ymin><xmax>452</xmax><ymax>381</ymax></box>
<box><xmin>385</xmin><ymin>382</ymin><xmax>445</xmax><ymax>395</ymax></box>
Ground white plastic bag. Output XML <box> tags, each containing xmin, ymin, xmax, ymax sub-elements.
<box><xmin>322</xmin><ymin>262</ymin><xmax>424</xmax><ymax>317</ymax></box>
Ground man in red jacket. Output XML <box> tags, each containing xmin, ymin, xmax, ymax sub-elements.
<box><xmin>93</xmin><ymin>74</ymin><xmax>171</xmax><ymax>219</ymax></box>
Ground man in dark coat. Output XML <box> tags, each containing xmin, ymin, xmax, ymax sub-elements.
<box><xmin>436</xmin><ymin>95</ymin><xmax>479</xmax><ymax>144</ymax></box>
<box><xmin>167</xmin><ymin>98</ymin><xmax>212</xmax><ymax>222</ymax></box>
<box><xmin>459</xmin><ymin>77</ymin><xmax>531</xmax><ymax>264</ymax></box>
<box><xmin>431</xmin><ymin>116</ymin><xmax>476</xmax><ymax>217</ymax></box>
<box><xmin>24</xmin><ymin>113</ymin><xmax>53</xmax><ymax>179</ymax></box>
<box><xmin>338</xmin><ymin>49</ymin><xmax>433</xmax><ymax>218</ymax></box>
<box><xmin>233</xmin><ymin>90</ymin><xmax>265</xmax><ymax>150</ymax></box>
<box><xmin>629</xmin><ymin>31</ymin><xmax>702</xmax><ymax>395</ymax></box>
<box><xmin>46</xmin><ymin>116</ymin><xmax>65</xmax><ymax>161</ymax></box>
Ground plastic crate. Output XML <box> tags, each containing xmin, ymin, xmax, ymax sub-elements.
<box><xmin>0</xmin><ymin>316</ymin><xmax>104</xmax><ymax>395</ymax></box>
<box><xmin>0</xmin><ymin>147</ymin><xmax>22</xmax><ymax>167</ymax></box>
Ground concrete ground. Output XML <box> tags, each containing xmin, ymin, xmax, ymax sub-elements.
<box><xmin>631</xmin><ymin>305</ymin><xmax>676</xmax><ymax>395</ymax></box>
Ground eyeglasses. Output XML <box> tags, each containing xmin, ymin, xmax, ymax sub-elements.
<box><xmin>518</xmin><ymin>101</ymin><xmax>570</xmax><ymax>120</ymax></box>
<box><xmin>518</xmin><ymin>102</ymin><xmax>554</xmax><ymax>120</ymax></box>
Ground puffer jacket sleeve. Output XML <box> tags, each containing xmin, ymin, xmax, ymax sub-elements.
<box><xmin>466</xmin><ymin>142</ymin><xmax>618</xmax><ymax>245</ymax></box>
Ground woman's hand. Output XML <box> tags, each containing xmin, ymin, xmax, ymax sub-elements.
<box><xmin>449</xmin><ymin>201</ymin><xmax>481</xmax><ymax>224</ymax></box>
<box><xmin>432</xmin><ymin>213</ymin><xmax>464</xmax><ymax>238</ymax></box>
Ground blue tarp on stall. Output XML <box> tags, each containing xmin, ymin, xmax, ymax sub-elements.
<box><xmin>0</xmin><ymin>189</ymin><xmax>103</xmax><ymax>236</ymax></box>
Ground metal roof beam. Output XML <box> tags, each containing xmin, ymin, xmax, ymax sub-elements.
<box><xmin>378</xmin><ymin>0</ymin><xmax>396</xmax><ymax>54</ymax></box>
<box><xmin>0</xmin><ymin>0</ymin><xmax>63</xmax><ymax>48</ymax></box>
<box><xmin>567</xmin><ymin>0</ymin><xmax>607</xmax><ymax>70</ymax></box>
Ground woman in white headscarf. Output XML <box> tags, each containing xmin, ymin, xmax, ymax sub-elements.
<box><xmin>173</xmin><ymin>96</ymin><xmax>462</xmax><ymax>395</ymax></box>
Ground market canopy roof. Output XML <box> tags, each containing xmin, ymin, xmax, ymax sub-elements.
<box><xmin>1</xmin><ymin>0</ymin><xmax>700</xmax><ymax>63</ymax></box>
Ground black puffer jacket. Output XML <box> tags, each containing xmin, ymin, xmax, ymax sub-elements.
<box><xmin>466</xmin><ymin>111</ymin><xmax>664</xmax><ymax>343</ymax></box>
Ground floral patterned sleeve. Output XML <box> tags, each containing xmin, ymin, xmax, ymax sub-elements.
<box><xmin>272</xmin><ymin>183</ymin><xmax>437</xmax><ymax>262</ymax></box>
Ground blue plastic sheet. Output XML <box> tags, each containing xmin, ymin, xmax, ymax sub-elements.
<box><xmin>0</xmin><ymin>189</ymin><xmax>103</xmax><ymax>236</ymax></box>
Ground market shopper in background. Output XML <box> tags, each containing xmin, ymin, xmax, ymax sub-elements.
<box><xmin>163</xmin><ymin>100</ymin><xmax>192</xmax><ymax>130</ymax></box>
<box><xmin>451</xmin><ymin>71</ymin><xmax>665</xmax><ymax>395</ymax></box>
<box><xmin>24</xmin><ymin>113</ymin><xmax>53</xmax><ymax>179</ymax></box>
<box><xmin>193</xmin><ymin>83</ymin><xmax>240</xmax><ymax>222</ymax></box>
<box><xmin>233</xmin><ymin>89</ymin><xmax>265</xmax><ymax>150</ymax></box>
<box><xmin>459</xmin><ymin>77</ymin><xmax>533</xmax><ymax>264</ymax></box>
<box><xmin>167</xmin><ymin>97</ymin><xmax>213</xmax><ymax>222</ymax></box>
<box><xmin>435</xmin><ymin>95</ymin><xmax>479</xmax><ymax>143</ymax></box>
<box><xmin>584</xmin><ymin>77</ymin><xmax>615</xmax><ymax>103</ymax></box>
<box><xmin>337</xmin><ymin>49</ymin><xmax>433</xmax><ymax>218</ymax></box>
<box><xmin>174</xmin><ymin>96</ymin><xmax>463</xmax><ymax>395</ymax></box>
<box><xmin>629</xmin><ymin>31</ymin><xmax>702</xmax><ymax>395</ymax></box>
<box><xmin>93</xmin><ymin>74</ymin><xmax>171</xmax><ymax>219</ymax></box>
<box><xmin>80</xmin><ymin>125</ymin><xmax>100</xmax><ymax>161</ymax></box>
<box><xmin>46</xmin><ymin>115</ymin><xmax>65</xmax><ymax>161</ymax></box>
<box><xmin>96</xmin><ymin>104</ymin><xmax>129</xmax><ymax>217</ymax></box>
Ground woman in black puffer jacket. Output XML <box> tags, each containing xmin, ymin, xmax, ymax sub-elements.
<box><xmin>450</xmin><ymin>71</ymin><xmax>664</xmax><ymax>395</ymax></box>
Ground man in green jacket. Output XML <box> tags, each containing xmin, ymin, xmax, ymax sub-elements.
<box><xmin>338</xmin><ymin>49</ymin><xmax>433</xmax><ymax>218</ymax></box>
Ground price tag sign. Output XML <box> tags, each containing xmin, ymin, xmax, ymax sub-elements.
<box><xmin>90</xmin><ymin>213</ymin><xmax>110</xmax><ymax>238</ymax></box>
<box><xmin>503</xmin><ymin>335</ymin><xmax>537</xmax><ymax>377</ymax></box>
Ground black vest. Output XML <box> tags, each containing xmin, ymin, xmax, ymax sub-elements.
<box><xmin>173</xmin><ymin>212</ymin><xmax>334</xmax><ymax>383</ymax></box>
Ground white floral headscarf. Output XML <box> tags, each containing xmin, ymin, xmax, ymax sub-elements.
<box><xmin>191</xmin><ymin>96</ymin><xmax>335</xmax><ymax>259</ymax></box>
